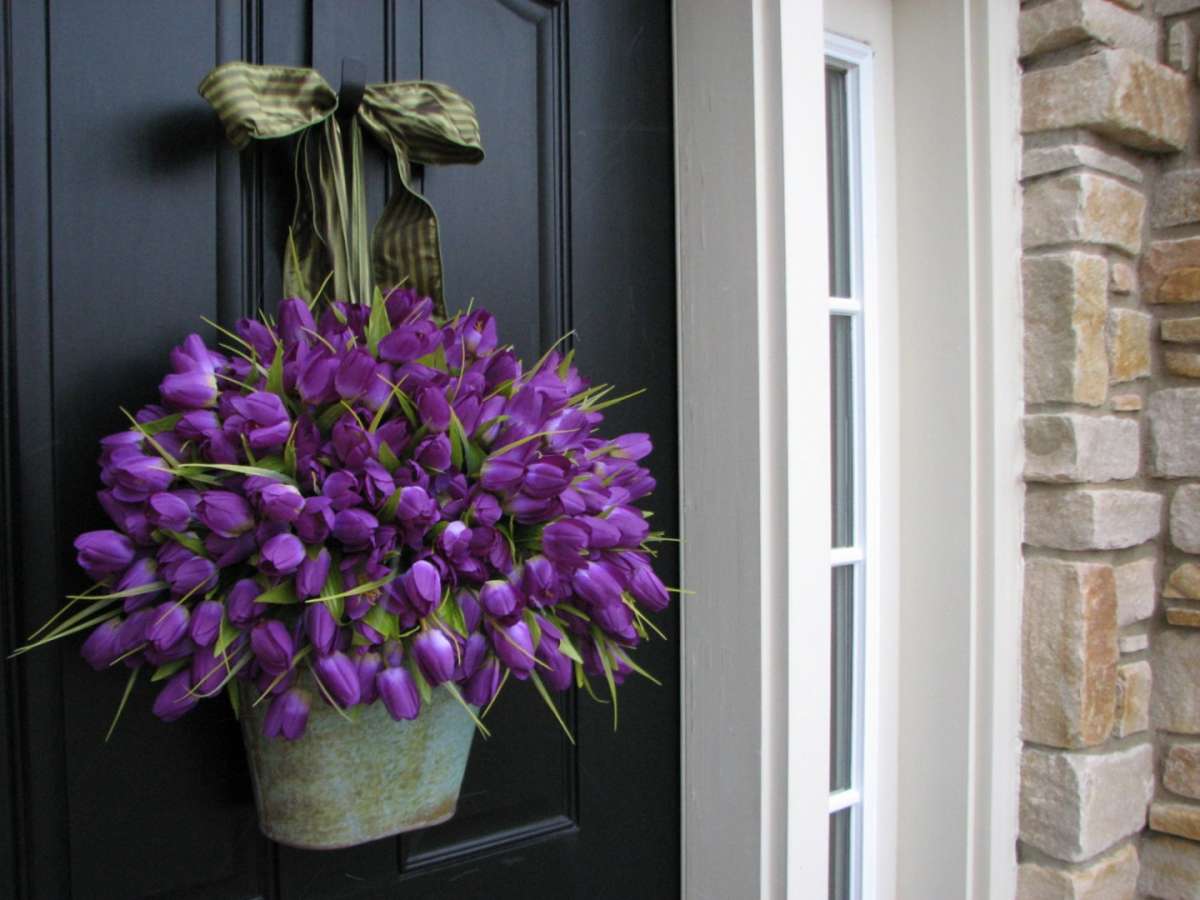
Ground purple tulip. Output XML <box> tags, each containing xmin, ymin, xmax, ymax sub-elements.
<box><xmin>263</xmin><ymin>687</ymin><xmax>311</xmax><ymax>740</ymax></box>
<box><xmin>396</xmin><ymin>485</ymin><xmax>436</xmax><ymax>523</ymax></box>
<box><xmin>250</xmin><ymin>620</ymin><xmax>294</xmax><ymax>675</ymax></box>
<box><xmin>571</xmin><ymin>560</ymin><xmax>624</xmax><ymax>609</ymax></box>
<box><xmin>592</xmin><ymin>601</ymin><xmax>637</xmax><ymax>643</ymax></box>
<box><xmin>611</xmin><ymin>432</ymin><xmax>652</xmax><ymax>460</ymax></box>
<box><xmin>226</xmin><ymin>577</ymin><xmax>267</xmax><ymax>626</ymax></box>
<box><xmin>259</xmin><ymin>483</ymin><xmax>304</xmax><ymax>523</ymax></box>
<box><xmin>80</xmin><ymin>619</ymin><xmax>124</xmax><ymax>670</ymax></box>
<box><xmin>458</xmin><ymin>589</ymin><xmax>482</xmax><ymax>633</ymax></box>
<box><xmin>115</xmin><ymin>557</ymin><xmax>164</xmax><ymax>611</ymax></box>
<box><xmin>205</xmin><ymin>531</ymin><xmax>256</xmax><ymax>568</ymax></box>
<box><xmin>537</xmin><ymin>634</ymin><xmax>574</xmax><ymax>691</ymax></box>
<box><xmin>74</xmin><ymin>530</ymin><xmax>136</xmax><ymax>580</ymax></box>
<box><xmin>438</xmin><ymin>521</ymin><xmax>473</xmax><ymax>561</ymax></box>
<box><xmin>403</xmin><ymin>560</ymin><xmax>442</xmax><ymax>617</ymax></box>
<box><xmin>355</xmin><ymin>652</ymin><xmax>382</xmax><ymax>704</ymax></box>
<box><xmin>377</xmin><ymin>666</ymin><xmax>421</xmax><ymax>721</ymax></box>
<box><xmin>606</xmin><ymin>506</ymin><xmax>650</xmax><ymax>547</ymax></box>
<box><xmin>629</xmin><ymin>563</ymin><xmax>670</xmax><ymax>613</ymax></box>
<box><xmin>277</xmin><ymin>297</ymin><xmax>316</xmax><ymax>347</ymax></box>
<box><xmin>378</xmin><ymin>320</ymin><xmax>439</xmax><ymax>364</ymax></box>
<box><xmin>160</xmin><ymin>369</ymin><xmax>217</xmax><ymax>409</ymax></box>
<box><xmin>147</xmin><ymin>492</ymin><xmax>192</xmax><ymax>532</ymax></box>
<box><xmin>189</xmin><ymin>600</ymin><xmax>223</xmax><ymax>647</ymax></box>
<box><xmin>297</xmin><ymin>351</ymin><xmax>339</xmax><ymax>405</ymax></box>
<box><xmin>313</xmin><ymin>651</ymin><xmax>361</xmax><ymax>707</ymax></box>
<box><xmin>295</xmin><ymin>496</ymin><xmax>334</xmax><ymax>543</ymax></box>
<box><xmin>457</xmin><ymin>632</ymin><xmax>490</xmax><ymax>681</ymax></box>
<box><xmin>146</xmin><ymin>602</ymin><xmax>190</xmax><ymax>652</ymax></box>
<box><xmin>412</xmin><ymin>629</ymin><xmax>457</xmax><ymax>685</ymax></box>
<box><xmin>414</xmin><ymin>433</ymin><xmax>451</xmax><ymax>472</ymax></box>
<box><xmin>520</xmin><ymin>556</ymin><xmax>558</xmax><ymax>608</ymax></box>
<box><xmin>109</xmin><ymin>453</ymin><xmax>175</xmax><ymax>500</ymax></box>
<box><xmin>236</xmin><ymin>317</ymin><xmax>277</xmax><ymax>361</ymax></box>
<box><xmin>259</xmin><ymin>533</ymin><xmax>305</xmax><ymax>577</ymax></box>
<box><xmin>303</xmin><ymin>603</ymin><xmax>338</xmax><ymax>656</ymax></box>
<box><xmin>479</xmin><ymin>579</ymin><xmax>520</xmax><ymax>617</ymax></box>
<box><xmin>151</xmin><ymin>670</ymin><xmax>198</xmax><ymax>722</ymax></box>
<box><xmin>542</xmin><ymin>519</ymin><xmax>589</xmax><ymax>570</ymax></box>
<box><xmin>114</xmin><ymin>607</ymin><xmax>154</xmax><ymax>657</ymax></box>
<box><xmin>490</xmin><ymin>620</ymin><xmax>536</xmax><ymax>675</ymax></box>
<box><xmin>167</xmin><ymin>555</ymin><xmax>218</xmax><ymax>597</ymax></box>
<box><xmin>191</xmin><ymin>645</ymin><xmax>226</xmax><ymax>696</ymax></box>
<box><xmin>196</xmin><ymin>491</ymin><xmax>254</xmax><ymax>538</ymax></box>
<box><xmin>523</xmin><ymin>458</ymin><xmax>571</xmax><ymax>500</ymax></box>
<box><xmin>333</xmin><ymin>508</ymin><xmax>378</xmax><ymax>550</ymax></box>
<box><xmin>582</xmin><ymin>515</ymin><xmax>622</xmax><ymax>550</ymax></box>
<box><xmin>417</xmin><ymin>387</ymin><xmax>451</xmax><ymax>432</ymax></box>
<box><xmin>462</xmin><ymin>657</ymin><xmax>503</xmax><ymax>706</ymax></box>
<box><xmin>295</xmin><ymin>548</ymin><xmax>331</xmax><ymax>600</ymax></box>
<box><xmin>335</xmin><ymin>348</ymin><xmax>377</xmax><ymax>399</ymax></box>
<box><xmin>480</xmin><ymin>457</ymin><xmax>525</xmax><ymax>494</ymax></box>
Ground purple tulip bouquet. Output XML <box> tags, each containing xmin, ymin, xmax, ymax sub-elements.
<box><xmin>25</xmin><ymin>288</ymin><xmax>671</xmax><ymax>743</ymax></box>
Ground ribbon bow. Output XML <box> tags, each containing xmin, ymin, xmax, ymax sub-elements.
<box><xmin>199</xmin><ymin>61</ymin><xmax>484</xmax><ymax>312</ymax></box>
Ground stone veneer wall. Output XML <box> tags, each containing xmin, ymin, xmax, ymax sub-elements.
<box><xmin>1019</xmin><ymin>2</ymin><xmax>1200</xmax><ymax>897</ymax></box>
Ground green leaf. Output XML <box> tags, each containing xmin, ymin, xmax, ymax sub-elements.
<box><xmin>302</xmin><ymin>571</ymin><xmax>398</xmax><ymax>605</ymax></box>
<box><xmin>555</xmin><ymin>630</ymin><xmax>584</xmax><ymax>665</ymax></box>
<box><xmin>65</xmin><ymin>580</ymin><xmax>168</xmax><ymax>603</ymax></box>
<box><xmin>522</xmin><ymin>609</ymin><xmax>542</xmax><ymax>650</ymax></box>
<box><xmin>215</xmin><ymin>613</ymin><xmax>240</xmax><ymax>658</ymax></box>
<box><xmin>407</xmin><ymin>654</ymin><xmax>433</xmax><ymax>704</ymax></box>
<box><xmin>266</xmin><ymin>345</ymin><xmax>285</xmax><ymax>397</ymax></box>
<box><xmin>379</xmin><ymin>486</ymin><xmax>403</xmax><ymax>523</ymax></box>
<box><xmin>283</xmin><ymin>422</ymin><xmax>298</xmax><ymax>478</ymax></box>
<box><xmin>173</xmin><ymin>463</ymin><xmax>295</xmax><ymax>485</ymax></box>
<box><xmin>378</xmin><ymin>441</ymin><xmax>402</xmax><ymax>474</ymax></box>
<box><xmin>416</xmin><ymin>343</ymin><xmax>447</xmax><ymax>371</ymax></box>
<box><xmin>583</xmin><ymin>387</ymin><xmax>647</xmax><ymax>413</ymax></box>
<box><xmin>556</xmin><ymin>347</ymin><xmax>575</xmax><ymax>379</ymax></box>
<box><xmin>320</xmin><ymin>565</ymin><xmax>346</xmax><ymax>620</ymax></box>
<box><xmin>105</xmin><ymin>666</ymin><xmax>141</xmax><ymax>742</ymax></box>
<box><xmin>591</xmin><ymin>628</ymin><xmax>620</xmax><ymax>730</ymax></box>
<box><xmin>529</xmin><ymin>670</ymin><xmax>575</xmax><ymax>743</ymax></box>
<box><xmin>160</xmin><ymin>529</ymin><xmax>208</xmax><ymax>557</ymax></box>
<box><xmin>442</xmin><ymin>683</ymin><xmax>492</xmax><ymax>739</ymax></box>
<box><xmin>227</xmin><ymin>680</ymin><xmax>241</xmax><ymax>720</ymax></box>
<box><xmin>611</xmin><ymin>646</ymin><xmax>662</xmax><ymax>686</ymax></box>
<box><xmin>11</xmin><ymin>606</ymin><xmax>120</xmax><ymax>657</ymax></box>
<box><xmin>151</xmin><ymin>658</ymin><xmax>189</xmax><ymax>682</ymax></box>
<box><xmin>437</xmin><ymin>590</ymin><xmax>468</xmax><ymax>639</ymax></box>
<box><xmin>366</xmin><ymin>285</ymin><xmax>391</xmax><ymax>355</ymax></box>
<box><xmin>317</xmin><ymin>402</ymin><xmax>348</xmax><ymax>432</ymax></box>
<box><xmin>255</xmin><ymin>581</ymin><xmax>299</xmax><ymax>605</ymax></box>
<box><xmin>448</xmin><ymin>412</ymin><xmax>465</xmax><ymax>471</ymax></box>
<box><xmin>136</xmin><ymin>413</ymin><xmax>183</xmax><ymax>436</ymax></box>
<box><xmin>363</xmin><ymin>604</ymin><xmax>398</xmax><ymax>640</ymax></box>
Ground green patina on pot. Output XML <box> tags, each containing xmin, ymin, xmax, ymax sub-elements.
<box><xmin>240</xmin><ymin>677</ymin><xmax>476</xmax><ymax>850</ymax></box>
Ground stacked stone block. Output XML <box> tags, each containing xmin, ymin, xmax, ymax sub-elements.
<box><xmin>1019</xmin><ymin>1</ymin><xmax>1200</xmax><ymax>895</ymax></box>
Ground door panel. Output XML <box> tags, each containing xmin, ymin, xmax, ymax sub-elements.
<box><xmin>1</xmin><ymin>2</ymin><xmax>678</xmax><ymax>898</ymax></box>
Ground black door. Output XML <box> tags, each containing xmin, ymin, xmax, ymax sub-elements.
<box><xmin>0</xmin><ymin>2</ymin><xmax>678</xmax><ymax>897</ymax></box>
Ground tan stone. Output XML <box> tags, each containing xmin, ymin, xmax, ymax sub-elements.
<box><xmin>1114</xmin><ymin>659</ymin><xmax>1151</xmax><ymax>737</ymax></box>
<box><xmin>1139</xmin><ymin>833</ymin><xmax>1200</xmax><ymax>900</ymax></box>
<box><xmin>1115</xmin><ymin>557</ymin><xmax>1156</xmax><ymax>626</ymax></box>
<box><xmin>1165</xmin><ymin>563</ymin><xmax>1200</xmax><ymax>600</ymax></box>
<box><xmin>1020</xmin><ymin>0</ymin><xmax>1158</xmax><ymax>59</ymax></box>
<box><xmin>1016</xmin><ymin>843</ymin><xmax>1138</xmax><ymax>900</ymax></box>
<box><xmin>1170</xmin><ymin>20</ymin><xmax>1197</xmax><ymax>73</ymax></box>
<box><xmin>1108</xmin><ymin>308</ymin><xmax>1152</xmax><ymax>383</ymax></box>
<box><xmin>1020</xmin><ymin>744</ymin><xmax>1154</xmax><ymax>862</ymax></box>
<box><xmin>1162</xmin><ymin>317</ymin><xmax>1200</xmax><ymax>343</ymax></box>
<box><xmin>1158</xmin><ymin>0</ymin><xmax>1200</xmax><ymax>14</ymax></box>
<box><xmin>1154</xmin><ymin>169</ymin><xmax>1200</xmax><ymax>230</ymax></box>
<box><xmin>1023</xmin><ymin>174</ymin><xmax>1145</xmax><ymax>255</ymax></box>
<box><xmin>1167</xmin><ymin>606</ymin><xmax>1200</xmax><ymax>627</ymax></box>
<box><xmin>1023</xmin><ymin>144</ymin><xmax>1144</xmax><ymax>184</ymax></box>
<box><xmin>1148</xmin><ymin>388</ymin><xmax>1200</xmax><ymax>477</ymax></box>
<box><xmin>1150</xmin><ymin>801</ymin><xmax>1200</xmax><ymax>841</ymax></box>
<box><xmin>1164</xmin><ymin>742</ymin><xmax>1200</xmax><ymax>800</ymax></box>
<box><xmin>1143</xmin><ymin>238</ymin><xmax>1200</xmax><ymax>304</ymax></box>
<box><xmin>1111</xmin><ymin>393</ymin><xmax>1142</xmax><ymax>411</ymax></box>
<box><xmin>1024</xmin><ymin>253</ymin><xmax>1109</xmax><ymax>406</ymax></box>
<box><xmin>1022</xmin><ymin>49</ymin><xmax>1190</xmax><ymax>153</ymax></box>
<box><xmin>1110</xmin><ymin>260</ymin><xmax>1137</xmax><ymax>294</ymax></box>
<box><xmin>1026</xmin><ymin>489</ymin><xmax>1161</xmax><ymax>551</ymax></box>
<box><xmin>1152</xmin><ymin>629</ymin><xmax>1200</xmax><ymax>734</ymax></box>
<box><xmin>1023</xmin><ymin>414</ymin><xmax>1140</xmax><ymax>483</ymax></box>
<box><xmin>1171</xmin><ymin>484</ymin><xmax>1200</xmax><ymax>553</ymax></box>
<box><xmin>1120</xmin><ymin>632</ymin><xmax>1149</xmax><ymax>653</ymax></box>
<box><xmin>1023</xmin><ymin>558</ymin><xmax>1119</xmax><ymax>748</ymax></box>
<box><xmin>1167</xmin><ymin>351</ymin><xmax>1200</xmax><ymax>378</ymax></box>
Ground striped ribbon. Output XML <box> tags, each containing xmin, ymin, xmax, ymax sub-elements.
<box><xmin>198</xmin><ymin>62</ymin><xmax>483</xmax><ymax>312</ymax></box>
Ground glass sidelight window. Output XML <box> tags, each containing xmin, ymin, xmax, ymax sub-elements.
<box><xmin>825</xmin><ymin>35</ymin><xmax>876</xmax><ymax>900</ymax></box>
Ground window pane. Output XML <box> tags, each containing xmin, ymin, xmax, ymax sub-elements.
<box><xmin>826</xmin><ymin>66</ymin><xmax>851</xmax><ymax>298</ymax></box>
<box><xmin>830</xmin><ymin>564</ymin><xmax>855</xmax><ymax>792</ymax></box>
<box><xmin>828</xmin><ymin>808</ymin><xmax>853</xmax><ymax>900</ymax></box>
<box><xmin>831</xmin><ymin>315</ymin><xmax>854</xmax><ymax>548</ymax></box>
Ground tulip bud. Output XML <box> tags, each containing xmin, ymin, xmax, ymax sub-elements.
<box><xmin>295</xmin><ymin>547</ymin><xmax>331</xmax><ymax>601</ymax></box>
<box><xmin>145</xmin><ymin>603</ymin><xmax>190</xmax><ymax>653</ymax></box>
<box><xmin>332</xmin><ymin>508</ymin><xmax>378</xmax><ymax>551</ymax></box>
<box><xmin>187</xmin><ymin>600</ymin><xmax>223</xmax><ymax>647</ymax></box>
<box><xmin>479</xmin><ymin>579</ymin><xmax>520</xmax><ymax>617</ymax></box>
<box><xmin>74</xmin><ymin>529</ymin><xmax>136</xmax><ymax>580</ymax></box>
<box><xmin>259</xmin><ymin>483</ymin><xmax>304</xmax><ymax>523</ymax></box>
<box><xmin>523</xmin><ymin>458</ymin><xmax>571</xmax><ymax>500</ymax></box>
<box><xmin>417</xmin><ymin>387</ymin><xmax>451</xmax><ymax>432</ymax></box>
<box><xmin>541</xmin><ymin>519</ymin><xmax>589</xmax><ymax>570</ymax></box>
<box><xmin>412</xmin><ymin>629</ymin><xmax>457</xmax><ymax>685</ymax></box>
<box><xmin>354</xmin><ymin>651</ymin><xmax>382</xmax><ymax>704</ymax></box>
<box><xmin>480</xmin><ymin>457</ymin><xmax>524</xmax><ymax>494</ymax></box>
<box><xmin>462</xmin><ymin>657</ymin><xmax>503</xmax><ymax>707</ymax></box>
<box><xmin>312</xmin><ymin>651</ymin><xmax>361</xmax><ymax>708</ymax></box>
<box><xmin>160</xmin><ymin>369</ymin><xmax>217</xmax><ymax>410</ymax></box>
<box><xmin>196</xmin><ymin>491</ymin><xmax>254</xmax><ymax>538</ymax></box>
<box><xmin>592</xmin><ymin>601</ymin><xmax>637</xmax><ymax>643</ymax></box>
<box><xmin>191</xmin><ymin>645</ymin><xmax>225</xmax><ymax>696</ymax></box>
<box><xmin>116</xmin><ymin>557</ymin><xmax>164</xmax><ymax>612</ymax></box>
<box><xmin>226</xmin><ymin>577</ymin><xmax>266</xmax><ymax>626</ymax></box>
<box><xmin>376</xmin><ymin>666</ymin><xmax>421</xmax><ymax>721</ymax></box>
<box><xmin>168</xmin><ymin>555</ymin><xmax>218</xmax><ymax>597</ymax></box>
<box><xmin>335</xmin><ymin>348</ymin><xmax>378</xmax><ymax>400</ymax></box>
<box><xmin>151</xmin><ymin>670</ymin><xmax>199</xmax><ymax>722</ymax></box>
<box><xmin>147</xmin><ymin>492</ymin><xmax>192</xmax><ymax>532</ymax></box>
<box><xmin>259</xmin><ymin>533</ymin><xmax>305</xmax><ymax>577</ymax></box>
<box><xmin>303</xmin><ymin>603</ymin><xmax>338</xmax><ymax>656</ymax></box>
<box><xmin>629</xmin><ymin>563</ymin><xmax>670</xmax><ymax>613</ymax></box>
<box><xmin>80</xmin><ymin>619</ymin><xmax>124</xmax><ymax>671</ymax></box>
<box><xmin>571</xmin><ymin>560</ymin><xmax>624</xmax><ymax>609</ymax></box>
<box><xmin>489</xmin><ymin>620</ymin><xmax>535</xmax><ymax>675</ymax></box>
<box><xmin>536</xmin><ymin>635</ymin><xmax>574</xmax><ymax>692</ymax></box>
<box><xmin>295</xmin><ymin>496</ymin><xmax>334</xmax><ymax>544</ymax></box>
<box><xmin>403</xmin><ymin>560</ymin><xmax>442</xmax><ymax>618</ymax></box>
<box><xmin>457</xmin><ymin>632</ymin><xmax>489</xmax><ymax>681</ymax></box>
<box><xmin>438</xmin><ymin>521</ymin><xmax>472</xmax><ymax>560</ymax></box>
<box><xmin>263</xmin><ymin>687</ymin><xmax>311</xmax><ymax>740</ymax></box>
<box><xmin>414</xmin><ymin>433</ymin><xmax>451</xmax><ymax>472</ymax></box>
<box><xmin>250</xmin><ymin>620</ymin><xmax>294</xmax><ymax>675</ymax></box>
<box><xmin>606</xmin><ymin>506</ymin><xmax>650</xmax><ymax>547</ymax></box>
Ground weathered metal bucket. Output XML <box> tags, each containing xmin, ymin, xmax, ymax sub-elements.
<box><xmin>240</xmin><ymin>677</ymin><xmax>476</xmax><ymax>850</ymax></box>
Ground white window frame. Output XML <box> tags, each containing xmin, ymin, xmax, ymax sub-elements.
<box><xmin>823</xmin><ymin>32</ymin><xmax>879</xmax><ymax>900</ymax></box>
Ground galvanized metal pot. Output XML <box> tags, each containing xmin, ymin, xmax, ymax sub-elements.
<box><xmin>240</xmin><ymin>677</ymin><xmax>476</xmax><ymax>850</ymax></box>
